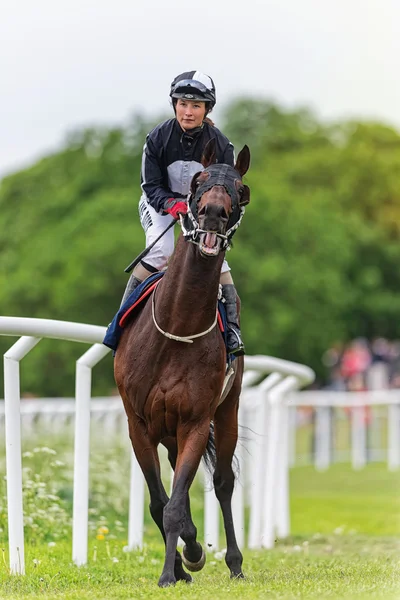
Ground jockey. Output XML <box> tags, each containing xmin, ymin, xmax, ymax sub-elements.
<box><xmin>121</xmin><ymin>70</ymin><xmax>244</xmax><ymax>356</ymax></box>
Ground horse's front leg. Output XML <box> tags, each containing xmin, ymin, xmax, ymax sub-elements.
<box><xmin>158</xmin><ymin>422</ymin><xmax>210</xmax><ymax>588</ymax></box>
<box><xmin>127</xmin><ymin>419</ymin><xmax>191</xmax><ymax>585</ymax></box>
<box><xmin>213</xmin><ymin>395</ymin><xmax>244</xmax><ymax>579</ymax></box>
<box><xmin>162</xmin><ymin>438</ymin><xmax>206</xmax><ymax>572</ymax></box>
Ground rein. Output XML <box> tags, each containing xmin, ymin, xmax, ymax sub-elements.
<box><xmin>151</xmin><ymin>286</ymin><xmax>218</xmax><ymax>343</ymax></box>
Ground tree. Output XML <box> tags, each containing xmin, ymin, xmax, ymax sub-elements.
<box><xmin>1</xmin><ymin>101</ymin><xmax>400</xmax><ymax>394</ymax></box>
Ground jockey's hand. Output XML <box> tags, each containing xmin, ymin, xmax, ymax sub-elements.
<box><xmin>164</xmin><ymin>199</ymin><xmax>188</xmax><ymax>219</ymax></box>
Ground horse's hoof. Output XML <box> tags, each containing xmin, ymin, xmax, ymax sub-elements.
<box><xmin>230</xmin><ymin>571</ymin><xmax>245</xmax><ymax>580</ymax></box>
<box><xmin>182</xmin><ymin>544</ymin><xmax>206</xmax><ymax>572</ymax></box>
<box><xmin>158</xmin><ymin>574</ymin><xmax>176</xmax><ymax>587</ymax></box>
<box><xmin>175</xmin><ymin>566</ymin><xmax>193</xmax><ymax>583</ymax></box>
<box><xmin>177</xmin><ymin>571</ymin><xmax>193</xmax><ymax>584</ymax></box>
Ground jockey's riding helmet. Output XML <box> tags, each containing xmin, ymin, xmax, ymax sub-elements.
<box><xmin>170</xmin><ymin>71</ymin><xmax>216</xmax><ymax>108</ymax></box>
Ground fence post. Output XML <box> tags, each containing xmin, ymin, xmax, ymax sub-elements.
<box><xmin>351</xmin><ymin>406</ymin><xmax>367</xmax><ymax>470</ymax></box>
<box><xmin>248</xmin><ymin>373</ymin><xmax>282</xmax><ymax>549</ymax></box>
<box><xmin>315</xmin><ymin>407</ymin><xmax>332</xmax><ymax>471</ymax></box>
<box><xmin>204</xmin><ymin>469</ymin><xmax>219</xmax><ymax>551</ymax></box>
<box><xmin>262</xmin><ymin>376</ymin><xmax>298</xmax><ymax>549</ymax></box>
<box><xmin>288</xmin><ymin>406</ymin><xmax>297</xmax><ymax>467</ymax></box>
<box><xmin>72</xmin><ymin>344</ymin><xmax>110</xmax><ymax>567</ymax></box>
<box><xmin>128</xmin><ymin>451</ymin><xmax>145</xmax><ymax>548</ymax></box>
<box><xmin>388</xmin><ymin>403</ymin><xmax>400</xmax><ymax>471</ymax></box>
<box><xmin>274</xmin><ymin>400</ymin><xmax>291</xmax><ymax>539</ymax></box>
<box><xmin>4</xmin><ymin>336</ymin><xmax>41</xmax><ymax>575</ymax></box>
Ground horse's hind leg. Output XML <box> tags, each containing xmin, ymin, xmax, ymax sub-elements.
<box><xmin>213</xmin><ymin>393</ymin><xmax>244</xmax><ymax>579</ymax></box>
<box><xmin>128</xmin><ymin>420</ymin><xmax>191</xmax><ymax>585</ymax></box>
<box><xmin>158</xmin><ymin>422</ymin><xmax>210</xmax><ymax>588</ymax></box>
<box><xmin>163</xmin><ymin>438</ymin><xmax>205</xmax><ymax>571</ymax></box>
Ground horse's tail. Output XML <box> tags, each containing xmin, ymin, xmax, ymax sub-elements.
<box><xmin>202</xmin><ymin>421</ymin><xmax>240</xmax><ymax>479</ymax></box>
<box><xmin>202</xmin><ymin>421</ymin><xmax>217</xmax><ymax>475</ymax></box>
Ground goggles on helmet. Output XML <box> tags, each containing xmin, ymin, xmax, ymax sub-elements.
<box><xmin>171</xmin><ymin>79</ymin><xmax>213</xmax><ymax>102</ymax></box>
<box><xmin>172</xmin><ymin>79</ymin><xmax>209</xmax><ymax>94</ymax></box>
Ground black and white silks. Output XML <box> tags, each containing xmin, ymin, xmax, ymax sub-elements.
<box><xmin>141</xmin><ymin>118</ymin><xmax>235</xmax><ymax>214</ymax></box>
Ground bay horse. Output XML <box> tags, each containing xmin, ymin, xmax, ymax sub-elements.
<box><xmin>114</xmin><ymin>139</ymin><xmax>251</xmax><ymax>587</ymax></box>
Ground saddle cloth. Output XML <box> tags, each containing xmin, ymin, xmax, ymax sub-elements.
<box><xmin>103</xmin><ymin>272</ymin><xmax>233</xmax><ymax>362</ymax></box>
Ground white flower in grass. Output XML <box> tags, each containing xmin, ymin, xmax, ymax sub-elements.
<box><xmin>46</xmin><ymin>494</ymin><xmax>60</xmax><ymax>502</ymax></box>
<box><xmin>334</xmin><ymin>526</ymin><xmax>344</xmax><ymax>535</ymax></box>
<box><xmin>48</xmin><ymin>542</ymin><xmax>56</xmax><ymax>547</ymax></box>
<box><xmin>33</xmin><ymin>447</ymin><xmax>57</xmax><ymax>455</ymax></box>
<box><xmin>292</xmin><ymin>545</ymin><xmax>301</xmax><ymax>552</ymax></box>
<box><xmin>214</xmin><ymin>551</ymin><xmax>224</xmax><ymax>560</ymax></box>
<box><xmin>22</xmin><ymin>452</ymin><xmax>34</xmax><ymax>458</ymax></box>
<box><xmin>33</xmin><ymin>558</ymin><xmax>41</xmax><ymax>565</ymax></box>
<box><xmin>112</xmin><ymin>557</ymin><xmax>119</xmax><ymax>563</ymax></box>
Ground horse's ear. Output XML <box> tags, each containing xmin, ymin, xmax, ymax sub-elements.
<box><xmin>234</xmin><ymin>145</ymin><xmax>250</xmax><ymax>177</ymax></box>
<box><xmin>201</xmin><ymin>138</ymin><xmax>217</xmax><ymax>168</ymax></box>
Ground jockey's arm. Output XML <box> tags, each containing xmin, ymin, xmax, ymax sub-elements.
<box><xmin>141</xmin><ymin>136</ymin><xmax>176</xmax><ymax>214</ymax></box>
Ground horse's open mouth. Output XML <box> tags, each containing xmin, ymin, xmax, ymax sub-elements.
<box><xmin>199</xmin><ymin>232</ymin><xmax>222</xmax><ymax>257</ymax></box>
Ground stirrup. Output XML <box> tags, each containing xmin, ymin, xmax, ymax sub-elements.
<box><xmin>227</xmin><ymin>325</ymin><xmax>245</xmax><ymax>357</ymax></box>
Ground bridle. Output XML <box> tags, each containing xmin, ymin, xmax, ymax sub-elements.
<box><xmin>179</xmin><ymin>164</ymin><xmax>246</xmax><ymax>252</ymax></box>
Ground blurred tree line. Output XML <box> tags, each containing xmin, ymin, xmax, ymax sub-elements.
<box><xmin>1</xmin><ymin>99</ymin><xmax>400</xmax><ymax>396</ymax></box>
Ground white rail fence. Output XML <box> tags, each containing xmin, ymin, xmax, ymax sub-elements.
<box><xmin>288</xmin><ymin>390</ymin><xmax>400</xmax><ymax>472</ymax></box>
<box><xmin>1</xmin><ymin>392</ymin><xmax>398</xmax><ymax>470</ymax></box>
<box><xmin>0</xmin><ymin>316</ymin><xmax>316</xmax><ymax>574</ymax></box>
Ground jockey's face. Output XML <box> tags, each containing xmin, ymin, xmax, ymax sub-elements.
<box><xmin>176</xmin><ymin>99</ymin><xmax>207</xmax><ymax>130</ymax></box>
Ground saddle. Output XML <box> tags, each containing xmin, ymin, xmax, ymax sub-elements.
<box><xmin>103</xmin><ymin>272</ymin><xmax>233</xmax><ymax>362</ymax></box>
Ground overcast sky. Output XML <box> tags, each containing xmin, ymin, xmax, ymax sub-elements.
<box><xmin>1</xmin><ymin>0</ymin><xmax>399</xmax><ymax>178</ymax></box>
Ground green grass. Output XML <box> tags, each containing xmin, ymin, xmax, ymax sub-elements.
<box><xmin>290</xmin><ymin>464</ymin><xmax>400</xmax><ymax>536</ymax></box>
<box><xmin>0</xmin><ymin>536</ymin><xmax>399</xmax><ymax>599</ymax></box>
<box><xmin>0</xmin><ymin>464</ymin><xmax>399</xmax><ymax>599</ymax></box>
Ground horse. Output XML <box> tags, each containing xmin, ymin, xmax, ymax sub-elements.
<box><xmin>114</xmin><ymin>139</ymin><xmax>251</xmax><ymax>587</ymax></box>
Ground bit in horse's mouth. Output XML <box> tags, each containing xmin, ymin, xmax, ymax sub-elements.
<box><xmin>199</xmin><ymin>232</ymin><xmax>221</xmax><ymax>256</ymax></box>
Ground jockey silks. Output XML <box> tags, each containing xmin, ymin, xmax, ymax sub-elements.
<box><xmin>140</xmin><ymin>118</ymin><xmax>234</xmax><ymax>214</ymax></box>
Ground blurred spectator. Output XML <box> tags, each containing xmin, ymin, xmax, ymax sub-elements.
<box><xmin>322</xmin><ymin>343</ymin><xmax>346</xmax><ymax>390</ymax></box>
<box><xmin>388</xmin><ymin>341</ymin><xmax>400</xmax><ymax>388</ymax></box>
<box><xmin>366</xmin><ymin>337</ymin><xmax>390</xmax><ymax>390</ymax></box>
<box><xmin>321</xmin><ymin>336</ymin><xmax>400</xmax><ymax>391</ymax></box>
<box><xmin>340</xmin><ymin>338</ymin><xmax>371</xmax><ymax>390</ymax></box>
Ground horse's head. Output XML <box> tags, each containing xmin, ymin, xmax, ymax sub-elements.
<box><xmin>182</xmin><ymin>139</ymin><xmax>250</xmax><ymax>257</ymax></box>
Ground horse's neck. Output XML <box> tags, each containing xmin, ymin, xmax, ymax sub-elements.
<box><xmin>157</xmin><ymin>236</ymin><xmax>223</xmax><ymax>325</ymax></box>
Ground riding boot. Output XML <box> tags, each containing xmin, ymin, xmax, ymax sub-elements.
<box><xmin>120</xmin><ymin>274</ymin><xmax>142</xmax><ymax>308</ymax></box>
<box><xmin>221</xmin><ymin>284</ymin><xmax>245</xmax><ymax>357</ymax></box>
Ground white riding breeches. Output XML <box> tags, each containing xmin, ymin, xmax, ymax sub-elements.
<box><xmin>138</xmin><ymin>195</ymin><xmax>231</xmax><ymax>273</ymax></box>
